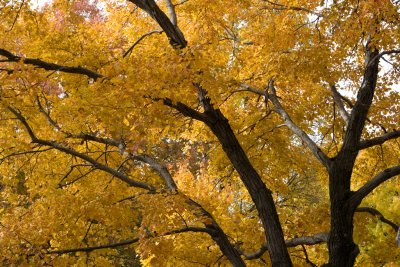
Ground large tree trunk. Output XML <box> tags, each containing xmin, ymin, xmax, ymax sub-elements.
<box><xmin>326</xmin><ymin>155</ymin><xmax>359</xmax><ymax>266</ymax></box>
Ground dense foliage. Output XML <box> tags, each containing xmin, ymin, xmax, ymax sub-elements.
<box><xmin>0</xmin><ymin>0</ymin><xmax>399</xmax><ymax>266</ymax></box>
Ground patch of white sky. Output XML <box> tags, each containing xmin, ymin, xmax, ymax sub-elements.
<box><xmin>30</xmin><ymin>0</ymin><xmax>51</xmax><ymax>9</ymax></box>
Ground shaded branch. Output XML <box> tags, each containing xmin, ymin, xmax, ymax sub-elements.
<box><xmin>69</xmin><ymin>132</ymin><xmax>178</xmax><ymax>191</ymax></box>
<box><xmin>349</xmin><ymin>165</ymin><xmax>400</xmax><ymax>209</ymax></box>
<box><xmin>338</xmin><ymin>93</ymin><xmax>387</xmax><ymax>133</ymax></box>
<box><xmin>358</xmin><ymin>130</ymin><xmax>400</xmax><ymax>150</ymax></box>
<box><xmin>0</xmin><ymin>48</ymin><xmax>103</xmax><ymax>80</ymax></box>
<box><xmin>36</xmin><ymin>139</ymin><xmax>154</xmax><ymax>190</ymax></box>
<box><xmin>243</xmin><ymin>232</ymin><xmax>329</xmax><ymax>260</ymax></box>
<box><xmin>35</xmin><ymin>96</ymin><xmax>61</xmax><ymax>131</ymax></box>
<box><xmin>157</xmin><ymin>97</ymin><xmax>208</xmax><ymax>122</ymax></box>
<box><xmin>341</xmin><ymin>46</ymin><xmax>379</xmax><ymax>152</ymax></box>
<box><xmin>355</xmin><ymin>207</ymin><xmax>399</xmax><ymax>232</ymax></box>
<box><xmin>40</xmin><ymin>226</ymin><xmax>211</xmax><ymax>255</ymax></box>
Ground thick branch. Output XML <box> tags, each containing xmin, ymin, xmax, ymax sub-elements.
<box><xmin>267</xmin><ymin>81</ymin><xmax>330</xmax><ymax>167</ymax></box>
<box><xmin>358</xmin><ymin>130</ymin><xmax>400</xmax><ymax>150</ymax></box>
<box><xmin>244</xmin><ymin>232</ymin><xmax>329</xmax><ymax>260</ymax></box>
<box><xmin>0</xmin><ymin>48</ymin><xmax>103</xmax><ymax>80</ymax></box>
<box><xmin>341</xmin><ymin>47</ymin><xmax>380</xmax><ymax>152</ymax></box>
<box><xmin>355</xmin><ymin>207</ymin><xmax>398</xmax><ymax>232</ymax></box>
<box><xmin>349</xmin><ymin>165</ymin><xmax>400</xmax><ymax>209</ymax></box>
<box><xmin>163</xmin><ymin>84</ymin><xmax>293</xmax><ymax>266</ymax></box>
<box><xmin>127</xmin><ymin>0</ymin><xmax>187</xmax><ymax>48</ymax></box>
<box><xmin>161</xmin><ymin>97</ymin><xmax>208</xmax><ymax>122</ymax></box>
<box><xmin>330</xmin><ymin>84</ymin><xmax>349</xmax><ymax>125</ymax></box>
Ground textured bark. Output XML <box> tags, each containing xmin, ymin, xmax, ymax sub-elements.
<box><xmin>162</xmin><ymin>88</ymin><xmax>292</xmax><ymax>266</ymax></box>
<box><xmin>128</xmin><ymin>0</ymin><xmax>187</xmax><ymax>48</ymax></box>
<box><xmin>203</xmin><ymin>108</ymin><xmax>292</xmax><ymax>266</ymax></box>
<box><xmin>325</xmin><ymin>157</ymin><xmax>359</xmax><ymax>267</ymax></box>
<box><xmin>325</xmin><ymin>48</ymin><xmax>380</xmax><ymax>266</ymax></box>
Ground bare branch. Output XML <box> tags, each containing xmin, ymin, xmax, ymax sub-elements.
<box><xmin>0</xmin><ymin>48</ymin><xmax>103</xmax><ymax>80</ymax></box>
<box><xmin>359</xmin><ymin>130</ymin><xmax>400</xmax><ymax>150</ymax></box>
<box><xmin>330</xmin><ymin>85</ymin><xmax>349</xmax><ymax>125</ymax></box>
<box><xmin>267</xmin><ymin>81</ymin><xmax>331</xmax><ymax>167</ymax></box>
<box><xmin>72</xmin><ymin>133</ymin><xmax>123</xmax><ymax>148</ymax></box>
<box><xmin>355</xmin><ymin>207</ymin><xmax>399</xmax><ymax>232</ymax></box>
<box><xmin>174</xmin><ymin>0</ymin><xmax>189</xmax><ymax>7</ymax></box>
<box><xmin>243</xmin><ymin>232</ymin><xmax>329</xmax><ymax>260</ymax></box>
<box><xmin>350</xmin><ymin>165</ymin><xmax>400</xmax><ymax>209</ymax></box>
<box><xmin>338</xmin><ymin>94</ymin><xmax>388</xmax><ymax>133</ymax></box>
<box><xmin>301</xmin><ymin>244</ymin><xmax>317</xmax><ymax>267</ymax></box>
<box><xmin>123</xmin><ymin>30</ymin><xmax>163</xmax><ymax>58</ymax></box>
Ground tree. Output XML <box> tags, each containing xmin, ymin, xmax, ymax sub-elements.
<box><xmin>0</xmin><ymin>0</ymin><xmax>399</xmax><ymax>266</ymax></box>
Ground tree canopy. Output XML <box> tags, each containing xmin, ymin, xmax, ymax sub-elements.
<box><xmin>0</xmin><ymin>0</ymin><xmax>399</xmax><ymax>266</ymax></box>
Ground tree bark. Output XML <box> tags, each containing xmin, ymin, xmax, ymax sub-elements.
<box><xmin>325</xmin><ymin>47</ymin><xmax>380</xmax><ymax>266</ymax></box>
<box><xmin>204</xmin><ymin>108</ymin><xmax>292</xmax><ymax>266</ymax></box>
<box><xmin>162</xmin><ymin>88</ymin><xmax>292</xmax><ymax>266</ymax></box>
<box><xmin>325</xmin><ymin>156</ymin><xmax>359</xmax><ymax>267</ymax></box>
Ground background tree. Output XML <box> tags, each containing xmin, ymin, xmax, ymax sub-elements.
<box><xmin>0</xmin><ymin>0</ymin><xmax>399</xmax><ymax>266</ymax></box>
